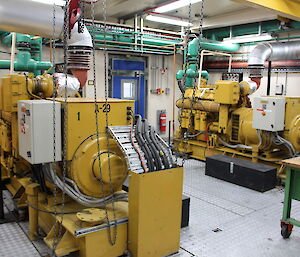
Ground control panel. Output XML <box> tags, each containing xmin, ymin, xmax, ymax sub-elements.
<box><xmin>252</xmin><ymin>97</ymin><xmax>285</xmax><ymax>131</ymax></box>
<box><xmin>18</xmin><ymin>100</ymin><xmax>62</xmax><ymax>164</ymax></box>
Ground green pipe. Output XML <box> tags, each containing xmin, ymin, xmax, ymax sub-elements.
<box><xmin>0</xmin><ymin>59</ymin><xmax>51</xmax><ymax>71</ymax></box>
<box><xmin>178</xmin><ymin>37</ymin><xmax>239</xmax><ymax>88</ymax></box>
<box><xmin>0</xmin><ymin>31</ymin><xmax>51</xmax><ymax>75</ymax></box>
<box><xmin>30</xmin><ymin>37</ymin><xmax>43</xmax><ymax>62</ymax></box>
<box><xmin>176</xmin><ymin>69</ymin><xmax>210</xmax><ymax>87</ymax></box>
<box><xmin>95</xmin><ymin>43</ymin><xmax>174</xmax><ymax>54</ymax></box>
<box><xmin>93</xmin><ymin>33</ymin><xmax>178</xmax><ymax>47</ymax></box>
<box><xmin>188</xmin><ymin>38</ymin><xmax>240</xmax><ymax>55</ymax></box>
<box><xmin>87</xmin><ymin>26</ymin><xmax>182</xmax><ymax>41</ymax></box>
<box><xmin>1</xmin><ymin>33</ymin><xmax>31</xmax><ymax>48</ymax></box>
<box><xmin>0</xmin><ymin>30</ymin><xmax>9</xmax><ymax>38</ymax></box>
<box><xmin>0</xmin><ymin>50</ymin><xmax>51</xmax><ymax>74</ymax></box>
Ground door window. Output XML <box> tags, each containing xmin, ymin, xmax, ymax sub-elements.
<box><xmin>121</xmin><ymin>79</ymin><xmax>136</xmax><ymax>100</ymax></box>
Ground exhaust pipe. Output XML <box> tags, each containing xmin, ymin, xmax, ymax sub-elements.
<box><xmin>248</xmin><ymin>41</ymin><xmax>300</xmax><ymax>87</ymax></box>
<box><xmin>0</xmin><ymin>0</ymin><xmax>93</xmax><ymax>87</ymax></box>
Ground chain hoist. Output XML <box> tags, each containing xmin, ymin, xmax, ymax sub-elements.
<box><xmin>176</xmin><ymin>1</ymin><xmax>192</xmax><ymax>166</ymax></box>
<box><xmin>91</xmin><ymin>0</ymin><xmax>118</xmax><ymax>246</ymax></box>
<box><xmin>51</xmin><ymin>1</ymin><xmax>70</xmax><ymax>255</ymax></box>
<box><xmin>185</xmin><ymin>0</ymin><xmax>205</xmax><ymax>141</ymax></box>
<box><xmin>176</xmin><ymin>0</ymin><xmax>205</xmax><ymax>166</ymax></box>
<box><xmin>51</xmin><ymin>1</ymin><xmax>59</xmax><ymax>255</ymax></box>
<box><xmin>58</xmin><ymin>0</ymin><xmax>70</xmax><ymax>245</ymax></box>
<box><xmin>102</xmin><ymin>0</ymin><xmax>118</xmax><ymax>245</ymax></box>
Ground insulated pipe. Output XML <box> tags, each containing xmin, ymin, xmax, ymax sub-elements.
<box><xmin>248</xmin><ymin>41</ymin><xmax>300</xmax><ymax>86</ymax></box>
<box><xmin>0</xmin><ymin>0</ymin><xmax>93</xmax><ymax>86</ymax></box>
<box><xmin>0</xmin><ymin>0</ymin><xmax>64</xmax><ymax>39</ymax></box>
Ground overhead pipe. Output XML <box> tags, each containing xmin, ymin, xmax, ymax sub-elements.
<box><xmin>248</xmin><ymin>40</ymin><xmax>300</xmax><ymax>87</ymax></box>
<box><xmin>187</xmin><ymin>38</ymin><xmax>240</xmax><ymax>59</ymax></box>
<box><xmin>177</xmin><ymin>38</ymin><xmax>239</xmax><ymax>90</ymax></box>
<box><xmin>0</xmin><ymin>0</ymin><xmax>64</xmax><ymax>39</ymax></box>
<box><xmin>0</xmin><ymin>0</ymin><xmax>93</xmax><ymax>87</ymax></box>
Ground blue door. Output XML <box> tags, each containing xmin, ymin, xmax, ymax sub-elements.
<box><xmin>112</xmin><ymin>59</ymin><xmax>146</xmax><ymax>118</ymax></box>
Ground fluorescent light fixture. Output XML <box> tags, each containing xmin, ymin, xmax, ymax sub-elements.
<box><xmin>146</xmin><ymin>15</ymin><xmax>192</xmax><ymax>27</ymax></box>
<box><xmin>154</xmin><ymin>0</ymin><xmax>202</xmax><ymax>13</ymax></box>
<box><xmin>31</xmin><ymin>0</ymin><xmax>66</xmax><ymax>6</ymax></box>
<box><xmin>223</xmin><ymin>33</ymin><xmax>273</xmax><ymax>43</ymax></box>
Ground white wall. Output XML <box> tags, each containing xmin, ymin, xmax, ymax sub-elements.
<box><xmin>147</xmin><ymin>54</ymin><xmax>182</xmax><ymax>135</ymax></box>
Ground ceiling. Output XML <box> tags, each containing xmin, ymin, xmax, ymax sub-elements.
<box><xmin>84</xmin><ymin>0</ymin><xmax>274</xmax><ymax>31</ymax></box>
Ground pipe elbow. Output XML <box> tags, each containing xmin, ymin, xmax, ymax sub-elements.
<box><xmin>248</xmin><ymin>43</ymin><xmax>272</xmax><ymax>67</ymax></box>
<box><xmin>240</xmin><ymin>80</ymin><xmax>259</xmax><ymax>95</ymax></box>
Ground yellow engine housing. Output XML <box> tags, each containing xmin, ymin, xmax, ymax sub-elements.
<box><xmin>175</xmin><ymin>80</ymin><xmax>300</xmax><ymax>173</ymax></box>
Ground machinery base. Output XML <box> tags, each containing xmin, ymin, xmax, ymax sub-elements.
<box><xmin>27</xmin><ymin>189</ymin><xmax>129</xmax><ymax>257</ymax></box>
<box><xmin>175</xmin><ymin>139</ymin><xmax>286</xmax><ymax>178</ymax></box>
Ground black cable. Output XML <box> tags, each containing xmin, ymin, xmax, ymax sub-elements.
<box><xmin>149</xmin><ymin>127</ymin><xmax>170</xmax><ymax>169</ymax></box>
<box><xmin>130</xmin><ymin>117</ymin><xmax>147</xmax><ymax>173</ymax></box>
<box><xmin>135</xmin><ymin>116</ymin><xmax>155</xmax><ymax>171</ymax></box>
<box><xmin>142</xmin><ymin>120</ymin><xmax>162</xmax><ymax>170</ymax></box>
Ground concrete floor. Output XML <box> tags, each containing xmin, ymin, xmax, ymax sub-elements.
<box><xmin>1</xmin><ymin>159</ymin><xmax>300</xmax><ymax>257</ymax></box>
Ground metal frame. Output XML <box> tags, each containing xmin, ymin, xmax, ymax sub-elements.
<box><xmin>282</xmin><ymin>166</ymin><xmax>300</xmax><ymax>228</ymax></box>
<box><xmin>198</xmin><ymin>49</ymin><xmax>232</xmax><ymax>88</ymax></box>
<box><xmin>110</xmin><ymin>55</ymin><xmax>148</xmax><ymax>118</ymax></box>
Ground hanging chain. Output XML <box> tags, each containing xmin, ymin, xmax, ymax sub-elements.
<box><xmin>51</xmin><ymin>1</ymin><xmax>58</xmax><ymax>256</ymax></box>
<box><xmin>91</xmin><ymin>0</ymin><xmax>118</xmax><ymax>245</ymax></box>
<box><xmin>52</xmin><ymin>2</ymin><xmax>70</xmax><ymax>255</ymax></box>
<box><xmin>185</xmin><ymin>0</ymin><xmax>205</xmax><ymax>138</ymax></box>
<box><xmin>58</xmin><ymin>0</ymin><xmax>70</xmax><ymax>244</ymax></box>
<box><xmin>177</xmin><ymin>0</ymin><xmax>205</xmax><ymax>166</ymax></box>
<box><xmin>103</xmin><ymin>0</ymin><xmax>118</xmax><ymax>244</ymax></box>
<box><xmin>176</xmin><ymin>1</ymin><xmax>192</xmax><ymax>166</ymax></box>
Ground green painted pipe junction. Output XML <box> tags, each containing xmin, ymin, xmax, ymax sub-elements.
<box><xmin>177</xmin><ymin>38</ymin><xmax>240</xmax><ymax>88</ymax></box>
<box><xmin>0</xmin><ymin>31</ymin><xmax>52</xmax><ymax>75</ymax></box>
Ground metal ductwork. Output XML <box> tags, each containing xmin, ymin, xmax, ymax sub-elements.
<box><xmin>0</xmin><ymin>0</ymin><xmax>93</xmax><ymax>87</ymax></box>
<box><xmin>0</xmin><ymin>0</ymin><xmax>64</xmax><ymax>39</ymax></box>
<box><xmin>248</xmin><ymin>41</ymin><xmax>300</xmax><ymax>80</ymax></box>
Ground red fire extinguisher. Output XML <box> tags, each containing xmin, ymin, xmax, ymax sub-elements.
<box><xmin>159</xmin><ymin>112</ymin><xmax>167</xmax><ymax>133</ymax></box>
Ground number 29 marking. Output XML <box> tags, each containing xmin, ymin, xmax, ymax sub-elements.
<box><xmin>102</xmin><ymin>103</ymin><xmax>111</xmax><ymax>113</ymax></box>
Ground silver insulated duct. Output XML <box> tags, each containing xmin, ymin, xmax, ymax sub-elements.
<box><xmin>0</xmin><ymin>0</ymin><xmax>64</xmax><ymax>39</ymax></box>
<box><xmin>248</xmin><ymin>41</ymin><xmax>300</xmax><ymax>78</ymax></box>
<box><xmin>0</xmin><ymin>0</ymin><xmax>93</xmax><ymax>87</ymax></box>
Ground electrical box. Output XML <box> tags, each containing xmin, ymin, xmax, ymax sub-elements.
<box><xmin>252</xmin><ymin>97</ymin><xmax>285</xmax><ymax>131</ymax></box>
<box><xmin>18</xmin><ymin>100</ymin><xmax>62</xmax><ymax>164</ymax></box>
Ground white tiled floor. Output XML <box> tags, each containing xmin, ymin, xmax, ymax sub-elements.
<box><xmin>176</xmin><ymin>159</ymin><xmax>300</xmax><ymax>257</ymax></box>
<box><xmin>1</xmin><ymin>159</ymin><xmax>300</xmax><ymax>257</ymax></box>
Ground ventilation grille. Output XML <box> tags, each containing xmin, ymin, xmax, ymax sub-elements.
<box><xmin>231</xmin><ymin>114</ymin><xmax>240</xmax><ymax>142</ymax></box>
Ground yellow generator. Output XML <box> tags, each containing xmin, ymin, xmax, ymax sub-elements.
<box><xmin>175</xmin><ymin>79</ymin><xmax>300</xmax><ymax>175</ymax></box>
<box><xmin>0</xmin><ymin>73</ymin><xmax>183</xmax><ymax>257</ymax></box>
